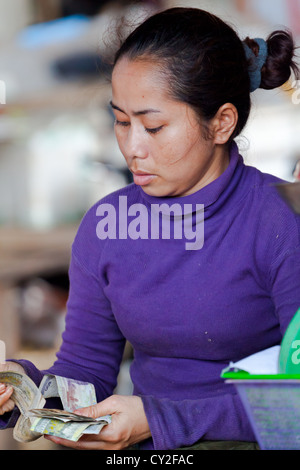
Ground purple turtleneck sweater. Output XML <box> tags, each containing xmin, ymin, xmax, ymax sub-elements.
<box><xmin>2</xmin><ymin>142</ymin><xmax>300</xmax><ymax>449</ymax></box>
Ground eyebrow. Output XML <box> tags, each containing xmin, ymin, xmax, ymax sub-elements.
<box><xmin>110</xmin><ymin>100</ymin><xmax>161</xmax><ymax>116</ymax></box>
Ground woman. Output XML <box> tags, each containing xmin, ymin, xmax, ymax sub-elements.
<box><xmin>1</xmin><ymin>7</ymin><xmax>300</xmax><ymax>450</ymax></box>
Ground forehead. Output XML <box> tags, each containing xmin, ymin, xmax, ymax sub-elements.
<box><xmin>111</xmin><ymin>58</ymin><xmax>171</xmax><ymax>104</ymax></box>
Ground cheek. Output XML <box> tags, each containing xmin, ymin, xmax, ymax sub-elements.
<box><xmin>161</xmin><ymin>147</ymin><xmax>187</xmax><ymax>168</ymax></box>
<box><xmin>156</xmin><ymin>129</ymin><xmax>201</xmax><ymax>169</ymax></box>
<box><xmin>154</xmin><ymin>130</ymin><xmax>184</xmax><ymax>166</ymax></box>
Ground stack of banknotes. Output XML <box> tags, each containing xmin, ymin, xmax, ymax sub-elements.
<box><xmin>0</xmin><ymin>371</ymin><xmax>111</xmax><ymax>442</ymax></box>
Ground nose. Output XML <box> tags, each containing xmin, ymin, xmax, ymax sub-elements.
<box><xmin>123</xmin><ymin>125</ymin><xmax>149</xmax><ymax>163</ymax></box>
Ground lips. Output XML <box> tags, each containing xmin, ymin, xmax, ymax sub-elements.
<box><xmin>131</xmin><ymin>170</ymin><xmax>156</xmax><ymax>186</ymax></box>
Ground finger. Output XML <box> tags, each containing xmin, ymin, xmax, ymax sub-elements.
<box><xmin>0</xmin><ymin>384</ymin><xmax>15</xmax><ymax>415</ymax></box>
<box><xmin>0</xmin><ymin>398</ymin><xmax>15</xmax><ymax>415</ymax></box>
<box><xmin>44</xmin><ymin>434</ymin><xmax>123</xmax><ymax>450</ymax></box>
<box><xmin>74</xmin><ymin>404</ymin><xmax>101</xmax><ymax>420</ymax></box>
<box><xmin>75</xmin><ymin>403</ymin><xmax>109</xmax><ymax>420</ymax></box>
<box><xmin>75</xmin><ymin>395</ymin><xmax>119</xmax><ymax>419</ymax></box>
<box><xmin>44</xmin><ymin>435</ymin><xmax>80</xmax><ymax>449</ymax></box>
<box><xmin>0</xmin><ymin>385</ymin><xmax>13</xmax><ymax>405</ymax></box>
<box><xmin>44</xmin><ymin>434</ymin><xmax>101</xmax><ymax>450</ymax></box>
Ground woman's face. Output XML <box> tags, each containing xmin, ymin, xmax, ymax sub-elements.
<box><xmin>111</xmin><ymin>58</ymin><xmax>227</xmax><ymax>198</ymax></box>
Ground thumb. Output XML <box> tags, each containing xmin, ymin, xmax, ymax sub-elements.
<box><xmin>74</xmin><ymin>397</ymin><xmax>113</xmax><ymax>420</ymax></box>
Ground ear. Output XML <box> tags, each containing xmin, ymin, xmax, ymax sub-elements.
<box><xmin>211</xmin><ymin>103</ymin><xmax>238</xmax><ymax>145</ymax></box>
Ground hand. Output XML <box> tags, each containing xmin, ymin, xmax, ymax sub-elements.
<box><xmin>44</xmin><ymin>394</ymin><xmax>151</xmax><ymax>450</ymax></box>
<box><xmin>0</xmin><ymin>361</ymin><xmax>25</xmax><ymax>415</ymax></box>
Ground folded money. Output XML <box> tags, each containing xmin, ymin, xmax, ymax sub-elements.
<box><xmin>28</xmin><ymin>408</ymin><xmax>110</xmax><ymax>423</ymax></box>
<box><xmin>29</xmin><ymin>408</ymin><xmax>112</xmax><ymax>442</ymax></box>
<box><xmin>0</xmin><ymin>371</ymin><xmax>45</xmax><ymax>442</ymax></box>
<box><xmin>39</xmin><ymin>374</ymin><xmax>98</xmax><ymax>411</ymax></box>
<box><xmin>28</xmin><ymin>375</ymin><xmax>112</xmax><ymax>441</ymax></box>
<box><xmin>29</xmin><ymin>415</ymin><xmax>110</xmax><ymax>442</ymax></box>
<box><xmin>0</xmin><ymin>371</ymin><xmax>112</xmax><ymax>443</ymax></box>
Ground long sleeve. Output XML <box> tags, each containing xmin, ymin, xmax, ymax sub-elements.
<box><xmin>268</xmin><ymin>245</ymin><xmax>300</xmax><ymax>335</ymax></box>
<box><xmin>0</xmin><ymin>251</ymin><xmax>126</xmax><ymax>430</ymax></box>
<box><xmin>46</xmin><ymin>253</ymin><xmax>126</xmax><ymax>400</ymax></box>
<box><xmin>139</xmin><ymin>235</ymin><xmax>300</xmax><ymax>450</ymax></box>
<box><xmin>141</xmin><ymin>391</ymin><xmax>256</xmax><ymax>449</ymax></box>
<box><xmin>2</xmin><ymin>146</ymin><xmax>300</xmax><ymax>451</ymax></box>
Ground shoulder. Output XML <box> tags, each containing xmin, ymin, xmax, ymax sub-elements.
<box><xmin>248</xmin><ymin>165</ymin><xmax>298</xmax><ymax>227</ymax></box>
<box><xmin>77</xmin><ymin>183</ymin><xmax>139</xmax><ymax>230</ymax></box>
<box><xmin>243</xmin><ymin>164</ymin><xmax>300</xmax><ymax>263</ymax></box>
<box><xmin>94</xmin><ymin>183</ymin><xmax>140</xmax><ymax>206</ymax></box>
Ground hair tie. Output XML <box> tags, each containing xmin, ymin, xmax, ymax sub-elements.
<box><xmin>243</xmin><ymin>38</ymin><xmax>268</xmax><ymax>92</ymax></box>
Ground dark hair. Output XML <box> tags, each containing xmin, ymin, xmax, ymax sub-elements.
<box><xmin>113</xmin><ymin>7</ymin><xmax>299</xmax><ymax>141</ymax></box>
<box><xmin>244</xmin><ymin>31</ymin><xmax>299</xmax><ymax>90</ymax></box>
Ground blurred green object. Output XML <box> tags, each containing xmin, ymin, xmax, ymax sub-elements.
<box><xmin>279</xmin><ymin>308</ymin><xmax>300</xmax><ymax>373</ymax></box>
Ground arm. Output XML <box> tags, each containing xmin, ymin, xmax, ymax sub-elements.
<box><xmin>141</xmin><ymin>391</ymin><xmax>256</xmax><ymax>449</ymax></box>
<box><xmin>35</xmin><ymin>253</ymin><xmax>152</xmax><ymax>450</ymax></box>
<box><xmin>139</xmin><ymin>244</ymin><xmax>300</xmax><ymax>449</ymax></box>
<box><xmin>46</xmin><ymin>253</ymin><xmax>127</xmax><ymax>400</ymax></box>
<box><xmin>0</xmin><ymin>252</ymin><xmax>126</xmax><ymax>430</ymax></box>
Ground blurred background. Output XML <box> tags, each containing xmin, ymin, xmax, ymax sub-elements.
<box><xmin>0</xmin><ymin>0</ymin><xmax>299</xmax><ymax>450</ymax></box>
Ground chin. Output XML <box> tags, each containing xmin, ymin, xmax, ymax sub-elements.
<box><xmin>141</xmin><ymin>185</ymin><xmax>179</xmax><ymax>198</ymax></box>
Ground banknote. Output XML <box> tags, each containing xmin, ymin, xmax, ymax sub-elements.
<box><xmin>0</xmin><ymin>371</ymin><xmax>45</xmax><ymax>442</ymax></box>
<box><xmin>0</xmin><ymin>371</ymin><xmax>45</xmax><ymax>415</ymax></box>
<box><xmin>28</xmin><ymin>408</ymin><xmax>109</xmax><ymax>423</ymax></box>
<box><xmin>29</xmin><ymin>408</ymin><xmax>95</xmax><ymax>422</ymax></box>
<box><xmin>29</xmin><ymin>374</ymin><xmax>111</xmax><ymax>441</ymax></box>
<box><xmin>56</xmin><ymin>375</ymin><xmax>98</xmax><ymax>410</ymax></box>
<box><xmin>14</xmin><ymin>414</ymin><xmax>41</xmax><ymax>443</ymax></box>
<box><xmin>40</xmin><ymin>374</ymin><xmax>97</xmax><ymax>411</ymax></box>
<box><xmin>38</xmin><ymin>374</ymin><xmax>60</xmax><ymax>399</ymax></box>
<box><xmin>0</xmin><ymin>371</ymin><xmax>111</xmax><ymax>443</ymax></box>
<box><xmin>30</xmin><ymin>416</ymin><xmax>110</xmax><ymax>441</ymax></box>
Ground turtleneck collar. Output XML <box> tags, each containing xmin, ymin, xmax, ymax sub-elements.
<box><xmin>138</xmin><ymin>141</ymin><xmax>244</xmax><ymax>218</ymax></box>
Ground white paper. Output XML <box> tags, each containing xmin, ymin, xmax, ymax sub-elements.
<box><xmin>0</xmin><ymin>340</ymin><xmax>5</xmax><ymax>364</ymax></box>
<box><xmin>229</xmin><ymin>345</ymin><xmax>280</xmax><ymax>375</ymax></box>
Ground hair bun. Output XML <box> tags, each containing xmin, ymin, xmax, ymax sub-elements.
<box><xmin>259</xmin><ymin>30</ymin><xmax>298</xmax><ymax>90</ymax></box>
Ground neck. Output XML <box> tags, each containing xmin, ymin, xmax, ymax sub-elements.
<box><xmin>179</xmin><ymin>144</ymin><xmax>230</xmax><ymax>197</ymax></box>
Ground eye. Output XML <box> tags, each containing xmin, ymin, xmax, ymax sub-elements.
<box><xmin>115</xmin><ymin>120</ymin><xmax>130</xmax><ymax>127</ymax></box>
<box><xmin>145</xmin><ymin>126</ymin><xmax>164</xmax><ymax>135</ymax></box>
